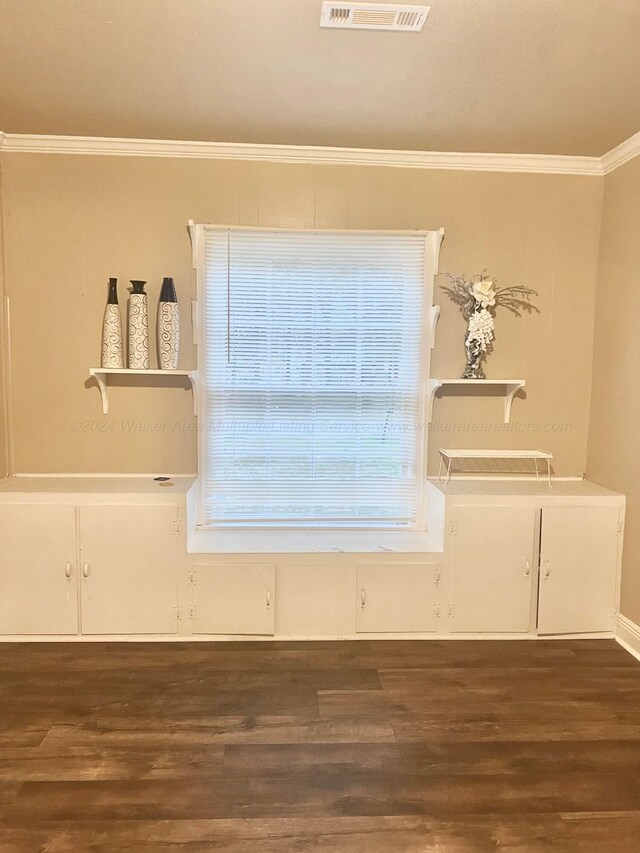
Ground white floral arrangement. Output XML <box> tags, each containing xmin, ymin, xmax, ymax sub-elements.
<box><xmin>467</xmin><ymin>307</ymin><xmax>495</xmax><ymax>350</ymax></box>
<box><xmin>440</xmin><ymin>272</ymin><xmax>538</xmax><ymax>378</ymax></box>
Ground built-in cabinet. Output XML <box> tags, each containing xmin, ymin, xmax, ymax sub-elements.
<box><xmin>79</xmin><ymin>505</ymin><xmax>179</xmax><ymax>635</ymax></box>
<box><xmin>449</xmin><ymin>506</ymin><xmax>537</xmax><ymax>633</ymax></box>
<box><xmin>356</xmin><ymin>563</ymin><xmax>441</xmax><ymax>633</ymax></box>
<box><xmin>0</xmin><ymin>504</ymin><xmax>78</xmax><ymax>635</ymax></box>
<box><xmin>191</xmin><ymin>564</ymin><xmax>275</xmax><ymax>635</ymax></box>
<box><xmin>447</xmin><ymin>499</ymin><xmax>622</xmax><ymax>636</ymax></box>
<box><xmin>0</xmin><ymin>477</ymin><xmax>625</xmax><ymax>639</ymax></box>
<box><xmin>0</xmin><ymin>499</ymin><xmax>180</xmax><ymax>636</ymax></box>
<box><xmin>537</xmin><ymin>506</ymin><xmax>621</xmax><ymax>634</ymax></box>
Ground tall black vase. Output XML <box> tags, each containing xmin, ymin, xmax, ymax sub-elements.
<box><xmin>101</xmin><ymin>278</ymin><xmax>124</xmax><ymax>368</ymax></box>
<box><xmin>157</xmin><ymin>277</ymin><xmax>180</xmax><ymax>369</ymax></box>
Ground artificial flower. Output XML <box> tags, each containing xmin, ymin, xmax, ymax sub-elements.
<box><xmin>471</xmin><ymin>279</ymin><xmax>496</xmax><ymax>307</ymax></box>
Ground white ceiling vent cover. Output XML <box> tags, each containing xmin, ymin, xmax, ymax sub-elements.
<box><xmin>320</xmin><ymin>2</ymin><xmax>430</xmax><ymax>32</ymax></box>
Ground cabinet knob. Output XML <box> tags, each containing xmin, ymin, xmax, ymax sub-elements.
<box><xmin>266</xmin><ymin>588</ymin><xmax>272</xmax><ymax>608</ymax></box>
<box><xmin>543</xmin><ymin>560</ymin><xmax>551</xmax><ymax>579</ymax></box>
<box><xmin>524</xmin><ymin>559</ymin><xmax>531</xmax><ymax>577</ymax></box>
<box><xmin>82</xmin><ymin>562</ymin><xmax>90</xmax><ymax>579</ymax></box>
<box><xmin>65</xmin><ymin>561</ymin><xmax>72</xmax><ymax>579</ymax></box>
<box><xmin>361</xmin><ymin>588</ymin><xmax>366</xmax><ymax>607</ymax></box>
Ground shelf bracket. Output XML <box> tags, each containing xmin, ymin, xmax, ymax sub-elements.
<box><xmin>429</xmin><ymin>305</ymin><xmax>441</xmax><ymax>350</ymax></box>
<box><xmin>504</xmin><ymin>382</ymin><xmax>525</xmax><ymax>424</ymax></box>
<box><xmin>91</xmin><ymin>371</ymin><xmax>109</xmax><ymax>414</ymax></box>
<box><xmin>427</xmin><ymin>379</ymin><xmax>444</xmax><ymax>424</ymax></box>
<box><xmin>189</xmin><ymin>372</ymin><xmax>199</xmax><ymax>417</ymax></box>
<box><xmin>187</xmin><ymin>219</ymin><xmax>200</xmax><ymax>270</ymax></box>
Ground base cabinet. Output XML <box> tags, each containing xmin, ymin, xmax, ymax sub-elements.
<box><xmin>450</xmin><ymin>506</ymin><xmax>537</xmax><ymax>633</ymax></box>
<box><xmin>0</xmin><ymin>502</ymin><xmax>180</xmax><ymax>636</ymax></box>
<box><xmin>538</xmin><ymin>506</ymin><xmax>620</xmax><ymax>634</ymax></box>
<box><xmin>191</xmin><ymin>564</ymin><xmax>276</xmax><ymax>635</ymax></box>
<box><xmin>0</xmin><ymin>480</ymin><xmax>625</xmax><ymax>639</ymax></box>
<box><xmin>356</xmin><ymin>563</ymin><xmax>441</xmax><ymax>633</ymax></box>
<box><xmin>79</xmin><ymin>505</ymin><xmax>179</xmax><ymax>635</ymax></box>
<box><xmin>0</xmin><ymin>504</ymin><xmax>78</xmax><ymax>635</ymax></box>
<box><xmin>448</xmin><ymin>501</ymin><xmax>622</xmax><ymax>636</ymax></box>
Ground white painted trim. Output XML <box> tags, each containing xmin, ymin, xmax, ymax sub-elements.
<box><xmin>10</xmin><ymin>472</ymin><xmax>197</xmax><ymax>478</ymax></box>
<box><xmin>0</xmin><ymin>631</ymin><xmax>615</xmax><ymax>643</ymax></box>
<box><xmin>2</xmin><ymin>473</ymin><xmax>588</xmax><ymax>483</ymax></box>
<box><xmin>191</xmin><ymin>226</ymin><xmax>441</xmax><ymax>538</ymax></box>
<box><xmin>433</xmin><ymin>474</ymin><xmax>584</xmax><ymax>482</ymax></box>
<box><xmin>615</xmin><ymin>613</ymin><xmax>640</xmax><ymax>663</ymax></box>
<box><xmin>601</xmin><ymin>130</ymin><xmax>640</xmax><ymax>175</ymax></box>
<box><xmin>0</xmin><ymin>132</ymin><xmax>603</xmax><ymax>175</ymax></box>
<box><xmin>1</xmin><ymin>130</ymin><xmax>639</xmax><ymax>174</ymax></box>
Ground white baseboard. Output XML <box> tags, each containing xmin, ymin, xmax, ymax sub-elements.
<box><xmin>615</xmin><ymin>614</ymin><xmax>640</xmax><ymax>662</ymax></box>
<box><xmin>0</xmin><ymin>631</ymin><xmax>615</xmax><ymax>643</ymax></box>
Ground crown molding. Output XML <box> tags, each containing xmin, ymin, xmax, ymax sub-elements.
<box><xmin>0</xmin><ymin>132</ymin><xmax>605</xmax><ymax>176</ymax></box>
<box><xmin>601</xmin><ymin>130</ymin><xmax>640</xmax><ymax>175</ymax></box>
<box><xmin>1</xmin><ymin>129</ymin><xmax>638</xmax><ymax>175</ymax></box>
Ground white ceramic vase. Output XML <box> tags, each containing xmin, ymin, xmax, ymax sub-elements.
<box><xmin>128</xmin><ymin>280</ymin><xmax>149</xmax><ymax>369</ymax></box>
<box><xmin>101</xmin><ymin>278</ymin><xmax>124</xmax><ymax>368</ymax></box>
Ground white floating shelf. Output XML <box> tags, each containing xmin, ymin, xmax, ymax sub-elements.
<box><xmin>88</xmin><ymin>368</ymin><xmax>198</xmax><ymax>416</ymax></box>
<box><xmin>428</xmin><ymin>379</ymin><xmax>525</xmax><ymax>424</ymax></box>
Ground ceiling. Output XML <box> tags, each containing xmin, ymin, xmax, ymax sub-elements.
<box><xmin>0</xmin><ymin>0</ymin><xmax>638</xmax><ymax>157</ymax></box>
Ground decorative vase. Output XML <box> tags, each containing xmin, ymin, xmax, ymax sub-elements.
<box><xmin>461</xmin><ymin>328</ymin><xmax>486</xmax><ymax>379</ymax></box>
<box><xmin>460</xmin><ymin>304</ymin><xmax>493</xmax><ymax>379</ymax></box>
<box><xmin>128</xmin><ymin>280</ymin><xmax>149</xmax><ymax>369</ymax></box>
<box><xmin>157</xmin><ymin>277</ymin><xmax>180</xmax><ymax>369</ymax></box>
<box><xmin>101</xmin><ymin>278</ymin><xmax>124</xmax><ymax>368</ymax></box>
<box><xmin>442</xmin><ymin>272</ymin><xmax>538</xmax><ymax>380</ymax></box>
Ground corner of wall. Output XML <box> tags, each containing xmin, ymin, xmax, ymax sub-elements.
<box><xmin>584</xmin><ymin>171</ymin><xmax>607</xmax><ymax>468</ymax></box>
<box><xmin>0</xmin><ymin>153</ymin><xmax>12</xmax><ymax>479</ymax></box>
<box><xmin>585</xmin><ymin>153</ymin><xmax>640</xmax><ymax>625</ymax></box>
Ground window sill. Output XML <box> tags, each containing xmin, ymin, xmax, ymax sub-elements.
<box><xmin>186</xmin><ymin>525</ymin><xmax>444</xmax><ymax>554</ymax></box>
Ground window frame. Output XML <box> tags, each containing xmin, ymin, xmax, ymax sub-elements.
<box><xmin>191</xmin><ymin>223</ymin><xmax>443</xmax><ymax>532</ymax></box>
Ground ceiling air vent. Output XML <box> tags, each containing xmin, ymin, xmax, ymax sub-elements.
<box><xmin>320</xmin><ymin>1</ymin><xmax>430</xmax><ymax>31</ymax></box>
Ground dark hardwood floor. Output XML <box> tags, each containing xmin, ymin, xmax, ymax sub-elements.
<box><xmin>0</xmin><ymin>639</ymin><xmax>639</xmax><ymax>851</ymax></box>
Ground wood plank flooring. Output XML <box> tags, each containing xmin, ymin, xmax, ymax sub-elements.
<box><xmin>0</xmin><ymin>639</ymin><xmax>639</xmax><ymax>851</ymax></box>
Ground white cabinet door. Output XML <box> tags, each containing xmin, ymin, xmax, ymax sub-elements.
<box><xmin>0</xmin><ymin>504</ymin><xmax>78</xmax><ymax>635</ymax></box>
<box><xmin>192</xmin><ymin>564</ymin><xmax>276</xmax><ymax>635</ymax></box>
<box><xmin>450</xmin><ymin>506</ymin><xmax>537</xmax><ymax>633</ymax></box>
<box><xmin>79</xmin><ymin>505</ymin><xmax>179</xmax><ymax>635</ymax></box>
<box><xmin>356</xmin><ymin>563</ymin><xmax>440</xmax><ymax>633</ymax></box>
<box><xmin>538</xmin><ymin>506</ymin><xmax>620</xmax><ymax>635</ymax></box>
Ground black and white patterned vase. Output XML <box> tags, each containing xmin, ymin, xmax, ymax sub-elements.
<box><xmin>157</xmin><ymin>277</ymin><xmax>180</xmax><ymax>369</ymax></box>
<box><xmin>128</xmin><ymin>280</ymin><xmax>149</xmax><ymax>369</ymax></box>
<box><xmin>101</xmin><ymin>278</ymin><xmax>124</xmax><ymax>368</ymax></box>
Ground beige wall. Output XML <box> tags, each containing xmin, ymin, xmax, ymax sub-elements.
<box><xmin>0</xmin><ymin>158</ymin><xmax>9</xmax><ymax>479</ymax></box>
<box><xmin>587</xmin><ymin>155</ymin><xmax>640</xmax><ymax>624</ymax></box>
<box><xmin>0</xmin><ymin>153</ymin><xmax>603</xmax><ymax>476</ymax></box>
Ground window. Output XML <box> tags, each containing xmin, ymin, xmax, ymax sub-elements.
<box><xmin>196</xmin><ymin>226</ymin><xmax>439</xmax><ymax>528</ymax></box>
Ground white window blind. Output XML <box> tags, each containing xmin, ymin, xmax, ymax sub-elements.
<box><xmin>201</xmin><ymin>228</ymin><xmax>428</xmax><ymax>526</ymax></box>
